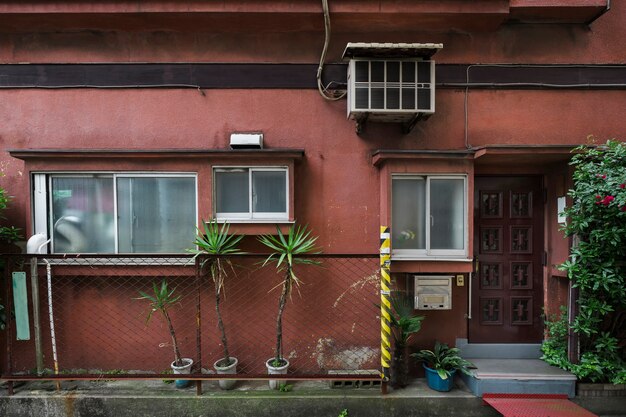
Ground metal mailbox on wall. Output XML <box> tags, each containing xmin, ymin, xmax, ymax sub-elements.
<box><xmin>414</xmin><ymin>275</ymin><xmax>452</xmax><ymax>310</ymax></box>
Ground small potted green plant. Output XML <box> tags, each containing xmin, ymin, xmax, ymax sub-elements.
<box><xmin>258</xmin><ymin>223</ymin><xmax>321</xmax><ymax>389</ymax></box>
<box><xmin>412</xmin><ymin>341</ymin><xmax>475</xmax><ymax>392</ymax></box>
<box><xmin>189</xmin><ymin>220</ymin><xmax>244</xmax><ymax>390</ymax></box>
<box><xmin>136</xmin><ymin>279</ymin><xmax>192</xmax><ymax>388</ymax></box>
<box><xmin>388</xmin><ymin>292</ymin><xmax>424</xmax><ymax>388</ymax></box>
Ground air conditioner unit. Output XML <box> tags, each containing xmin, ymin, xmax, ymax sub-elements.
<box><xmin>342</xmin><ymin>43</ymin><xmax>442</xmax><ymax>133</ymax></box>
<box><xmin>348</xmin><ymin>59</ymin><xmax>435</xmax><ymax>119</ymax></box>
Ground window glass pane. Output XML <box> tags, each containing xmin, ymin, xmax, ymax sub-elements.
<box><xmin>117</xmin><ymin>177</ymin><xmax>196</xmax><ymax>253</ymax></box>
<box><xmin>252</xmin><ymin>171</ymin><xmax>286</xmax><ymax>213</ymax></box>
<box><xmin>51</xmin><ymin>176</ymin><xmax>115</xmax><ymax>253</ymax></box>
<box><xmin>392</xmin><ymin>178</ymin><xmax>426</xmax><ymax>250</ymax></box>
<box><xmin>215</xmin><ymin>170</ymin><xmax>249</xmax><ymax>213</ymax></box>
<box><xmin>430</xmin><ymin>179</ymin><xmax>464</xmax><ymax>250</ymax></box>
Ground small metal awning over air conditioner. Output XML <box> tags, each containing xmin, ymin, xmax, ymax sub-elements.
<box><xmin>342</xmin><ymin>42</ymin><xmax>443</xmax><ymax>60</ymax></box>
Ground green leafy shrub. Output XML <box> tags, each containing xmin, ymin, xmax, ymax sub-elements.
<box><xmin>258</xmin><ymin>224</ymin><xmax>321</xmax><ymax>366</ymax></box>
<box><xmin>551</xmin><ymin>139</ymin><xmax>626</xmax><ymax>384</ymax></box>
<box><xmin>412</xmin><ymin>341</ymin><xmax>475</xmax><ymax>380</ymax></box>
<box><xmin>135</xmin><ymin>280</ymin><xmax>186</xmax><ymax>366</ymax></box>
<box><xmin>278</xmin><ymin>382</ymin><xmax>293</xmax><ymax>392</ymax></box>
<box><xmin>189</xmin><ymin>220</ymin><xmax>244</xmax><ymax>367</ymax></box>
<box><xmin>540</xmin><ymin>306</ymin><xmax>570</xmax><ymax>370</ymax></box>
<box><xmin>542</xmin><ymin>307</ymin><xmax>626</xmax><ymax>384</ymax></box>
<box><xmin>0</xmin><ymin>185</ymin><xmax>22</xmax><ymax>244</ymax></box>
<box><xmin>387</xmin><ymin>292</ymin><xmax>424</xmax><ymax>387</ymax></box>
<box><xmin>1</xmin><ymin>183</ymin><xmax>22</xmax><ymax>331</ymax></box>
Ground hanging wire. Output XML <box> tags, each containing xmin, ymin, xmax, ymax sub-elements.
<box><xmin>317</xmin><ymin>0</ymin><xmax>346</xmax><ymax>101</ymax></box>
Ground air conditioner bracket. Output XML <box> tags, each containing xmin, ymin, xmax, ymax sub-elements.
<box><xmin>355</xmin><ymin>113</ymin><xmax>369</xmax><ymax>135</ymax></box>
<box><xmin>402</xmin><ymin>113</ymin><xmax>430</xmax><ymax>134</ymax></box>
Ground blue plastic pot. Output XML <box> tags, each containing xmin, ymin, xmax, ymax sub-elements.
<box><xmin>171</xmin><ymin>358</ymin><xmax>193</xmax><ymax>389</ymax></box>
<box><xmin>423</xmin><ymin>364</ymin><xmax>456</xmax><ymax>392</ymax></box>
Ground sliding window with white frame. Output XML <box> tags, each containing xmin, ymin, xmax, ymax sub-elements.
<box><xmin>33</xmin><ymin>173</ymin><xmax>197</xmax><ymax>254</ymax></box>
<box><xmin>391</xmin><ymin>174</ymin><xmax>467</xmax><ymax>258</ymax></box>
<box><xmin>213</xmin><ymin>167</ymin><xmax>288</xmax><ymax>221</ymax></box>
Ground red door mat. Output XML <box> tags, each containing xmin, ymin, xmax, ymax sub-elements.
<box><xmin>483</xmin><ymin>393</ymin><xmax>598</xmax><ymax>417</ymax></box>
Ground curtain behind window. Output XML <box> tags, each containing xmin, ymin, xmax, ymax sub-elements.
<box><xmin>117</xmin><ymin>177</ymin><xmax>195</xmax><ymax>253</ymax></box>
<box><xmin>253</xmin><ymin>171</ymin><xmax>286</xmax><ymax>213</ymax></box>
<box><xmin>51</xmin><ymin>176</ymin><xmax>115</xmax><ymax>253</ymax></box>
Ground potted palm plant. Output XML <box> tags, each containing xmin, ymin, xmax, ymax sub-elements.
<box><xmin>411</xmin><ymin>341</ymin><xmax>475</xmax><ymax>392</ymax></box>
<box><xmin>258</xmin><ymin>223</ymin><xmax>320</xmax><ymax>389</ymax></box>
<box><xmin>388</xmin><ymin>293</ymin><xmax>425</xmax><ymax>388</ymax></box>
<box><xmin>189</xmin><ymin>220</ymin><xmax>243</xmax><ymax>390</ymax></box>
<box><xmin>136</xmin><ymin>279</ymin><xmax>192</xmax><ymax>388</ymax></box>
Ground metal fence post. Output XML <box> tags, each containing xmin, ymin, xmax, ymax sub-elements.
<box><xmin>379</xmin><ymin>226</ymin><xmax>392</xmax><ymax>393</ymax></box>
<box><xmin>195</xmin><ymin>256</ymin><xmax>203</xmax><ymax>396</ymax></box>
<box><xmin>4</xmin><ymin>255</ymin><xmax>14</xmax><ymax>395</ymax></box>
<box><xmin>30</xmin><ymin>256</ymin><xmax>44</xmax><ymax>375</ymax></box>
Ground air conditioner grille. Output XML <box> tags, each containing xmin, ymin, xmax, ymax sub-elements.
<box><xmin>350</xmin><ymin>59</ymin><xmax>434</xmax><ymax>114</ymax></box>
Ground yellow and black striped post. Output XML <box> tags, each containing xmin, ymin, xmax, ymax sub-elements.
<box><xmin>379</xmin><ymin>226</ymin><xmax>392</xmax><ymax>385</ymax></box>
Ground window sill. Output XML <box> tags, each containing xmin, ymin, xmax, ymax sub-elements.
<box><xmin>209</xmin><ymin>221</ymin><xmax>296</xmax><ymax>235</ymax></box>
<box><xmin>35</xmin><ymin>256</ymin><xmax>194</xmax><ymax>268</ymax></box>
<box><xmin>391</xmin><ymin>256</ymin><xmax>472</xmax><ymax>262</ymax></box>
<box><xmin>390</xmin><ymin>257</ymin><xmax>474</xmax><ymax>274</ymax></box>
<box><xmin>214</xmin><ymin>219</ymin><xmax>294</xmax><ymax>224</ymax></box>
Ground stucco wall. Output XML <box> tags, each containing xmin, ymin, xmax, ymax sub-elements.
<box><xmin>0</xmin><ymin>1</ymin><xmax>625</xmax><ymax>369</ymax></box>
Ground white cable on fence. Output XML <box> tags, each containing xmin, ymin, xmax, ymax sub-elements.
<box><xmin>44</xmin><ymin>259</ymin><xmax>60</xmax><ymax>376</ymax></box>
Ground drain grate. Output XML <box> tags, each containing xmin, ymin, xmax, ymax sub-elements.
<box><xmin>328</xmin><ymin>370</ymin><xmax>381</xmax><ymax>388</ymax></box>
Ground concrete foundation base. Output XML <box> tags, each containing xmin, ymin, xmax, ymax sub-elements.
<box><xmin>1</xmin><ymin>379</ymin><xmax>624</xmax><ymax>417</ymax></box>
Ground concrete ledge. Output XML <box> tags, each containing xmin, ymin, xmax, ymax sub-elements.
<box><xmin>0</xmin><ymin>394</ymin><xmax>502</xmax><ymax>417</ymax></box>
<box><xmin>456</xmin><ymin>338</ymin><xmax>541</xmax><ymax>359</ymax></box>
<box><xmin>461</xmin><ymin>359</ymin><xmax>577</xmax><ymax>398</ymax></box>
<box><xmin>2</xmin><ymin>379</ymin><xmax>623</xmax><ymax>417</ymax></box>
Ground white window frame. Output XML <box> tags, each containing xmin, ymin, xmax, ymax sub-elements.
<box><xmin>392</xmin><ymin>174</ymin><xmax>468</xmax><ymax>260</ymax></box>
<box><xmin>213</xmin><ymin>166</ymin><xmax>289</xmax><ymax>222</ymax></box>
<box><xmin>33</xmin><ymin>172</ymin><xmax>198</xmax><ymax>254</ymax></box>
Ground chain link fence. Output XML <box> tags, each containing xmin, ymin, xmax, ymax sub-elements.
<box><xmin>1</xmin><ymin>253</ymin><xmax>380</xmax><ymax>385</ymax></box>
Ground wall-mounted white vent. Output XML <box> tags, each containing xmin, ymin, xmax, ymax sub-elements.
<box><xmin>230</xmin><ymin>133</ymin><xmax>263</xmax><ymax>149</ymax></box>
<box><xmin>342</xmin><ymin>43</ymin><xmax>442</xmax><ymax>133</ymax></box>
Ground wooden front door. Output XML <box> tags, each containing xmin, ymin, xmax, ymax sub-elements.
<box><xmin>469</xmin><ymin>176</ymin><xmax>544</xmax><ymax>343</ymax></box>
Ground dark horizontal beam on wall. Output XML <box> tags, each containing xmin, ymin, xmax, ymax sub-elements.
<box><xmin>0</xmin><ymin>63</ymin><xmax>625</xmax><ymax>89</ymax></box>
<box><xmin>437</xmin><ymin>64</ymin><xmax>626</xmax><ymax>88</ymax></box>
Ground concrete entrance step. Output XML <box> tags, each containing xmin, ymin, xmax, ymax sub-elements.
<box><xmin>460</xmin><ymin>359</ymin><xmax>577</xmax><ymax>398</ymax></box>
<box><xmin>456</xmin><ymin>338</ymin><xmax>542</xmax><ymax>359</ymax></box>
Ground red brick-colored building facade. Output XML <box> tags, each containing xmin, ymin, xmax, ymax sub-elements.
<box><xmin>1</xmin><ymin>1</ymin><xmax>625</xmax><ymax>369</ymax></box>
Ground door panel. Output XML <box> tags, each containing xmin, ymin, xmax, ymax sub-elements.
<box><xmin>470</xmin><ymin>177</ymin><xmax>544</xmax><ymax>343</ymax></box>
